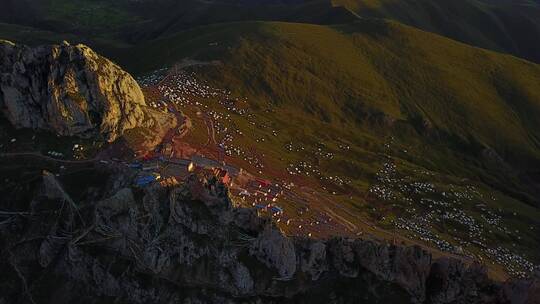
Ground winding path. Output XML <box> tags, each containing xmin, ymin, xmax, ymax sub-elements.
<box><xmin>0</xmin><ymin>152</ymin><xmax>99</xmax><ymax>164</ymax></box>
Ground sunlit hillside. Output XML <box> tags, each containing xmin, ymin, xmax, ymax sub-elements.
<box><xmin>111</xmin><ymin>20</ymin><xmax>540</xmax><ymax>273</ymax></box>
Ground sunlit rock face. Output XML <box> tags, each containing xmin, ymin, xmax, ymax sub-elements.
<box><xmin>0</xmin><ymin>40</ymin><xmax>146</xmax><ymax>142</ymax></box>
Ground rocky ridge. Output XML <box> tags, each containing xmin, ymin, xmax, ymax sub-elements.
<box><xmin>0</xmin><ymin>40</ymin><xmax>147</xmax><ymax>142</ymax></box>
<box><xmin>0</xmin><ymin>166</ymin><xmax>538</xmax><ymax>304</ymax></box>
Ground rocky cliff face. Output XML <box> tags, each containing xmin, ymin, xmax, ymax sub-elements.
<box><xmin>0</xmin><ymin>40</ymin><xmax>146</xmax><ymax>142</ymax></box>
<box><xmin>0</xmin><ymin>166</ymin><xmax>538</xmax><ymax>304</ymax></box>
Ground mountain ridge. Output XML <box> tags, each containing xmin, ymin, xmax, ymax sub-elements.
<box><xmin>0</xmin><ymin>0</ymin><xmax>539</xmax><ymax>63</ymax></box>
<box><xmin>331</xmin><ymin>0</ymin><xmax>540</xmax><ymax>63</ymax></box>
<box><xmin>1</xmin><ymin>158</ymin><xmax>538</xmax><ymax>303</ymax></box>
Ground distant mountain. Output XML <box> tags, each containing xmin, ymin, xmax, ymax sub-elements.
<box><xmin>1</xmin><ymin>0</ymin><xmax>539</xmax><ymax>63</ymax></box>
<box><xmin>332</xmin><ymin>0</ymin><xmax>540</xmax><ymax>63</ymax></box>
<box><xmin>119</xmin><ymin>0</ymin><xmax>356</xmax><ymax>41</ymax></box>
<box><xmin>0</xmin><ymin>0</ymin><xmax>353</xmax><ymax>42</ymax></box>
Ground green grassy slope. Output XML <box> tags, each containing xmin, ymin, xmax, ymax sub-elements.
<box><xmin>228</xmin><ymin>22</ymin><xmax>540</xmax><ymax>207</ymax></box>
<box><xmin>0</xmin><ymin>22</ymin><xmax>79</xmax><ymax>45</ymax></box>
<box><xmin>0</xmin><ymin>0</ymin><xmax>144</xmax><ymax>40</ymax></box>
<box><xmin>115</xmin><ymin>20</ymin><xmax>540</xmax><ymax>265</ymax></box>
<box><xmin>147</xmin><ymin>0</ymin><xmax>357</xmax><ymax>38</ymax></box>
<box><xmin>0</xmin><ymin>0</ymin><xmax>357</xmax><ymax>43</ymax></box>
<box><xmin>2</xmin><ymin>13</ymin><xmax>540</xmax><ymax>270</ymax></box>
<box><xmin>0</xmin><ymin>22</ymin><xmax>131</xmax><ymax>56</ymax></box>
<box><xmin>121</xmin><ymin>20</ymin><xmax>540</xmax><ymax>171</ymax></box>
<box><xmin>332</xmin><ymin>0</ymin><xmax>540</xmax><ymax>63</ymax></box>
<box><xmin>4</xmin><ymin>16</ymin><xmax>538</xmax><ymax>206</ymax></box>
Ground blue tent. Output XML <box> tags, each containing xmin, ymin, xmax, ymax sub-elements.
<box><xmin>135</xmin><ymin>175</ymin><xmax>157</xmax><ymax>187</ymax></box>
<box><xmin>271</xmin><ymin>206</ymin><xmax>283</xmax><ymax>214</ymax></box>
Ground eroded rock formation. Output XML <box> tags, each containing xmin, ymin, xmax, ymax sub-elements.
<box><xmin>0</xmin><ymin>40</ymin><xmax>146</xmax><ymax>141</ymax></box>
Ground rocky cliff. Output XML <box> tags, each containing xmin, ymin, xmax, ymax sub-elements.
<box><xmin>0</xmin><ymin>166</ymin><xmax>538</xmax><ymax>304</ymax></box>
<box><xmin>0</xmin><ymin>40</ymin><xmax>146</xmax><ymax>142</ymax></box>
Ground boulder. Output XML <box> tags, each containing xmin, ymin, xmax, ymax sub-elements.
<box><xmin>0</xmin><ymin>40</ymin><xmax>146</xmax><ymax>142</ymax></box>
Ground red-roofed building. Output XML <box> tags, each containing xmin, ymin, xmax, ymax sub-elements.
<box><xmin>213</xmin><ymin>168</ymin><xmax>232</xmax><ymax>185</ymax></box>
<box><xmin>254</xmin><ymin>178</ymin><xmax>271</xmax><ymax>188</ymax></box>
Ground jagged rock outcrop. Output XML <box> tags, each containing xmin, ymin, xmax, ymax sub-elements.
<box><xmin>0</xmin><ymin>169</ymin><xmax>538</xmax><ymax>304</ymax></box>
<box><xmin>0</xmin><ymin>40</ymin><xmax>146</xmax><ymax>141</ymax></box>
<box><xmin>250</xmin><ymin>225</ymin><xmax>297</xmax><ymax>279</ymax></box>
